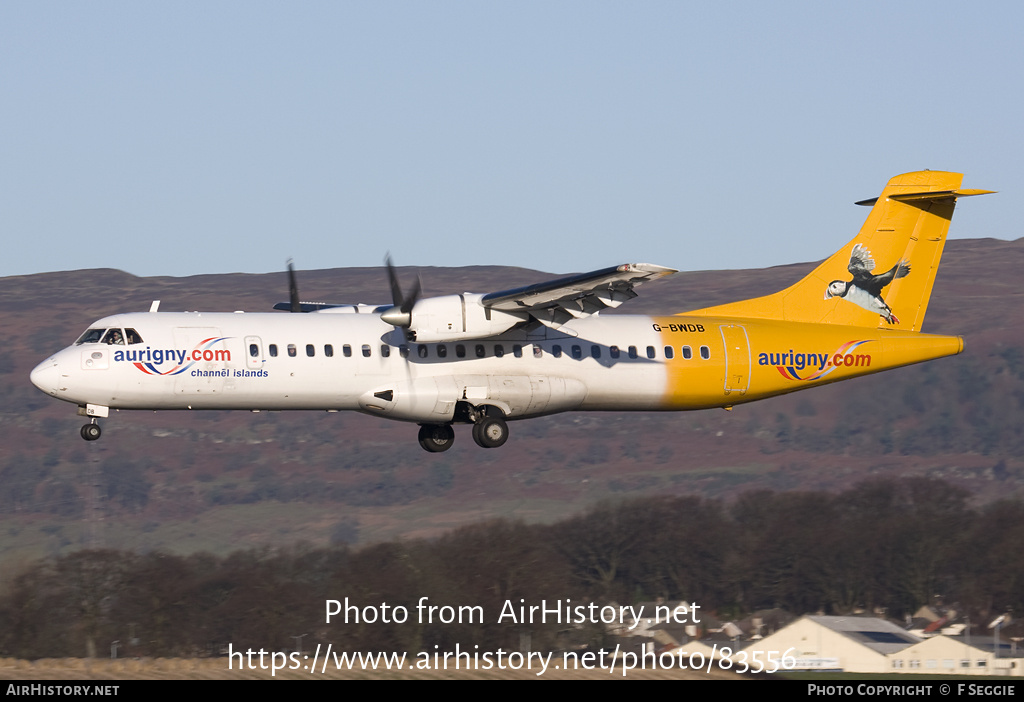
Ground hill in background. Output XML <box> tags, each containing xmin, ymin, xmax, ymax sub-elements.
<box><xmin>1</xmin><ymin>238</ymin><xmax>1022</xmax><ymax>561</ymax></box>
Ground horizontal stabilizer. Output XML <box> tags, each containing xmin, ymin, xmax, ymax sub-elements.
<box><xmin>855</xmin><ymin>188</ymin><xmax>995</xmax><ymax>207</ymax></box>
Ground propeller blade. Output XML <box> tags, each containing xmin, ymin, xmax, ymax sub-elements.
<box><xmin>382</xmin><ymin>254</ymin><xmax>420</xmax><ymax>328</ymax></box>
<box><xmin>385</xmin><ymin>254</ymin><xmax>404</xmax><ymax>309</ymax></box>
<box><xmin>403</xmin><ymin>275</ymin><xmax>422</xmax><ymax>314</ymax></box>
<box><xmin>287</xmin><ymin>259</ymin><xmax>301</xmax><ymax>313</ymax></box>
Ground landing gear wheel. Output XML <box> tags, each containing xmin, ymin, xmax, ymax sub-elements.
<box><xmin>418</xmin><ymin>424</ymin><xmax>455</xmax><ymax>452</ymax></box>
<box><xmin>472</xmin><ymin>416</ymin><xmax>508</xmax><ymax>449</ymax></box>
<box><xmin>80</xmin><ymin>423</ymin><xmax>101</xmax><ymax>441</ymax></box>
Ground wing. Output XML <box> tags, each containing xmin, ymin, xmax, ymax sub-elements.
<box><xmin>481</xmin><ymin>263</ymin><xmax>677</xmax><ymax>328</ymax></box>
<box><xmin>272</xmin><ymin>301</ymin><xmax>351</xmax><ymax>312</ymax></box>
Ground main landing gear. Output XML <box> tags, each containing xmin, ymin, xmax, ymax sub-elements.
<box><xmin>472</xmin><ymin>415</ymin><xmax>508</xmax><ymax>449</ymax></box>
<box><xmin>418</xmin><ymin>424</ymin><xmax>455</xmax><ymax>452</ymax></box>
<box><xmin>417</xmin><ymin>406</ymin><xmax>510</xmax><ymax>452</ymax></box>
<box><xmin>80</xmin><ymin>419</ymin><xmax>101</xmax><ymax>441</ymax></box>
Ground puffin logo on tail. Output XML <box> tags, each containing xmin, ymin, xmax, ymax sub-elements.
<box><xmin>824</xmin><ymin>243</ymin><xmax>910</xmax><ymax>324</ymax></box>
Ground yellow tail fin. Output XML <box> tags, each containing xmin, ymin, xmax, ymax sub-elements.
<box><xmin>685</xmin><ymin>171</ymin><xmax>993</xmax><ymax>331</ymax></box>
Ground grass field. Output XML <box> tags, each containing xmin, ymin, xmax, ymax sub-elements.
<box><xmin>0</xmin><ymin>657</ymin><xmax>745</xmax><ymax>680</ymax></box>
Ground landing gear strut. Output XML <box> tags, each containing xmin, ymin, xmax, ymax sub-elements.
<box><xmin>80</xmin><ymin>420</ymin><xmax>101</xmax><ymax>442</ymax></box>
<box><xmin>418</xmin><ymin>424</ymin><xmax>455</xmax><ymax>452</ymax></box>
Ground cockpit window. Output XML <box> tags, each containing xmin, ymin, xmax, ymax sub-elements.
<box><xmin>102</xmin><ymin>329</ymin><xmax>125</xmax><ymax>345</ymax></box>
<box><xmin>76</xmin><ymin>328</ymin><xmax>106</xmax><ymax>345</ymax></box>
<box><xmin>125</xmin><ymin>328</ymin><xmax>143</xmax><ymax>345</ymax></box>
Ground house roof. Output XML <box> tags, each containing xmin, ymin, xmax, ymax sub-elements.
<box><xmin>807</xmin><ymin>615</ymin><xmax>921</xmax><ymax>655</ymax></box>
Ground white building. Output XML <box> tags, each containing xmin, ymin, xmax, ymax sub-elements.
<box><xmin>888</xmin><ymin>635</ymin><xmax>1023</xmax><ymax>677</ymax></box>
<box><xmin>743</xmin><ymin>615</ymin><xmax>920</xmax><ymax>674</ymax></box>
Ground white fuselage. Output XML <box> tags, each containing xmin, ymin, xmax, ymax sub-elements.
<box><xmin>30</xmin><ymin>309</ymin><xmax>702</xmax><ymax>424</ymax></box>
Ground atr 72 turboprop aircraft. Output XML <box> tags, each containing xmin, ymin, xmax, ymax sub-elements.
<box><xmin>31</xmin><ymin>171</ymin><xmax>990</xmax><ymax>452</ymax></box>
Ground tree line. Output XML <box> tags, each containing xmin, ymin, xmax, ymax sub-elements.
<box><xmin>1</xmin><ymin>476</ymin><xmax>1021</xmax><ymax>659</ymax></box>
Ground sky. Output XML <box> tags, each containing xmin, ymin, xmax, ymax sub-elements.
<box><xmin>2</xmin><ymin>1</ymin><xmax>1020</xmax><ymax>282</ymax></box>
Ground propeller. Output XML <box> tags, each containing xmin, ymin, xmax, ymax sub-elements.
<box><xmin>381</xmin><ymin>254</ymin><xmax>421</xmax><ymax>329</ymax></box>
<box><xmin>287</xmin><ymin>258</ymin><xmax>301</xmax><ymax>313</ymax></box>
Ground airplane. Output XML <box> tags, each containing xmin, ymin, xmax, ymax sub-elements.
<box><xmin>30</xmin><ymin>171</ymin><xmax>991</xmax><ymax>452</ymax></box>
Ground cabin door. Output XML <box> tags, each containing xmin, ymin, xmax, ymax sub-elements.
<box><xmin>720</xmin><ymin>324</ymin><xmax>750</xmax><ymax>395</ymax></box>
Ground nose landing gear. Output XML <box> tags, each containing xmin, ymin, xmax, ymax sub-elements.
<box><xmin>80</xmin><ymin>420</ymin><xmax>101</xmax><ymax>441</ymax></box>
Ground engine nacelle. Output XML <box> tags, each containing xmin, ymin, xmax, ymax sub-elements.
<box><xmin>403</xmin><ymin>294</ymin><xmax>524</xmax><ymax>343</ymax></box>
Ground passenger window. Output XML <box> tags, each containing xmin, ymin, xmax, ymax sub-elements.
<box><xmin>437</xmin><ymin>345</ymin><xmax>447</xmax><ymax>358</ymax></box>
<box><xmin>343</xmin><ymin>344</ymin><xmax>352</xmax><ymax>358</ymax></box>
<box><xmin>418</xmin><ymin>345</ymin><xmax>428</xmax><ymax>358</ymax></box>
<box><xmin>700</xmin><ymin>345</ymin><xmax>710</xmax><ymax>360</ymax></box>
<box><xmin>628</xmin><ymin>346</ymin><xmax>638</xmax><ymax>359</ymax></box>
<box><xmin>125</xmin><ymin>328</ymin><xmax>143</xmax><ymax>345</ymax></box>
<box><xmin>610</xmin><ymin>346</ymin><xmax>620</xmax><ymax>359</ymax></box>
<box><xmin>571</xmin><ymin>345</ymin><xmax>582</xmax><ymax>359</ymax></box>
<box><xmin>381</xmin><ymin>345</ymin><xmax>391</xmax><ymax>357</ymax></box>
<box><xmin>533</xmin><ymin>345</ymin><xmax>543</xmax><ymax>358</ymax></box>
<box><xmin>591</xmin><ymin>345</ymin><xmax>601</xmax><ymax>359</ymax></box>
<box><xmin>495</xmin><ymin>344</ymin><xmax>504</xmax><ymax>358</ymax></box>
<box><xmin>306</xmin><ymin>344</ymin><xmax>315</xmax><ymax>357</ymax></box>
<box><xmin>269</xmin><ymin>344</ymin><xmax>278</xmax><ymax>357</ymax></box>
<box><xmin>288</xmin><ymin>344</ymin><xmax>297</xmax><ymax>357</ymax></box>
<box><xmin>249</xmin><ymin>343</ymin><xmax>259</xmax><ymax>358</ymax></box>
<box><xmin>475</xmin><ymin>344</ymin><xmax>485</xmax><ymax>358</ymax></box>
<box><xmin>399</xmin><ymin>345</ymin><xmax>410</xmax><ymax>358</ymax></box>
<box><xmin>664</xmin><ymin>346</ymin><xmax>674</xmax><ymax>359</ymax></box>
<box><xmin>682</xmin><ymin>345</ymin><xmax>692</xmax><ymax>360</ymax></box>
<box><xmin>647</xmin><ymin>346</ymin><xmax>656</xmax><ymax>359</ymax></box>
<box><xmin>513</xmin><ymin>345</ymin><xmax>523</xmax><ymax>358</ymax></box>
<box><xmin>456</xmin><ymin>344</ymin><xmax>466</xmax><ymax>358</ymax></box>
<box><xmin>362</xmin><ymin>344</ymin><xmax>371</xmax><ymax>358</ymax></box>
<box><xmin>552</xmin><ymin>345</ymin><xmax>562</xmax><ymax>358</ymax></box>
<box><xmin>325</xmin><ymin>344</ymin><xmax>334</xmax><ymax>357</ymax></box>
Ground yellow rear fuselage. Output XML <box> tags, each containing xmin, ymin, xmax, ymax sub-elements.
<box><xmin>654</xmin><ymin>315</ymin><xmax>962</xmax><ymax>410</ymax></box>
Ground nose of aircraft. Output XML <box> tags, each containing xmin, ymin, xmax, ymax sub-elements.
<box><xmin>30</xmin><ymin>357</ymin><xmax>61</xmax><ymax>396</ymax></box>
